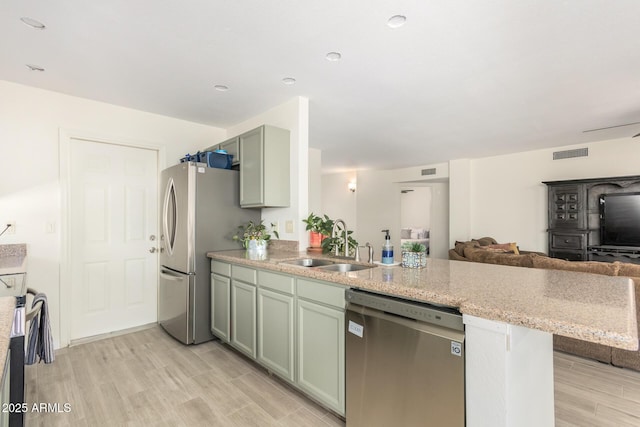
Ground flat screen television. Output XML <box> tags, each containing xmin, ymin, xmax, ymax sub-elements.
<box><xmin>600</xmin><ymin>192</ymin><xmax>640</xmax><ymax>247</ymax></box>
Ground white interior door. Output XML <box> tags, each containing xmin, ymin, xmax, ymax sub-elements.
<box><xmin>69</xmin><ymin>138</ymin><xmax>158</xmax><ymax>340</ymax></box>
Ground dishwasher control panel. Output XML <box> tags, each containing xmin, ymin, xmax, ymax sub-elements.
<box><xmin>345</xmin><ymin>288</ymin><xmax>464</xmax><ymax>332</ymax></box>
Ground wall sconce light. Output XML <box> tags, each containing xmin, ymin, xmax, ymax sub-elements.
<box><xmin>348</xmin><ymin>181</ymin><xmax>357</xmax><ymax>193</ymax></box>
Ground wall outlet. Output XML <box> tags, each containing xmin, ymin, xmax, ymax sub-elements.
<box><xmin>5</xmin><ymin>222</ymin><xmax>15</xmax><ymax>235</ymax></box>
<box><xmin>285</xmin><ymin>220</ymin><xmax>294</xmax><ymax>234</ymax></box>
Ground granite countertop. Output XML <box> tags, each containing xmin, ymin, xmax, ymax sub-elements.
<box><xmin>0</xmin><ymin>244</ymin><xmax>27</xmax><ymax>298</ymax></box>
<box><xmin>208</xmin><ymin>249</ymin><xmax>639</xmax><ymax>351</ymax></box>
<box><xmin>0</xmin><ymin>244</ymin><xmax>27</xmax><ymax>276</ymax></box>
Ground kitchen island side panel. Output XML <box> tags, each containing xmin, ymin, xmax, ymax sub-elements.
<box><xmin>464</xmin><ymin>314</ymin><xmax>555</xmax><ymax>427</ymax></box>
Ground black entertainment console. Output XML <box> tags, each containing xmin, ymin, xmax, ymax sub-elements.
<box><xmin>543</xmin><ymin>175</ymin><xmax>640</xmax><ymax>263</ymax></box>
<box><xmin>588</xmin><ymin>245</ymin><xmax>640</xmax><ymax>265</ymax></box>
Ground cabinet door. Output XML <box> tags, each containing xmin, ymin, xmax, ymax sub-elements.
<box><xmin>257</xmin><ymin>288</ymin><xmax>295</xmax><ymax>382</ymax></box>
<box><xmin>239</xmin><ymin>127</ymin><xmax>264</xmax><ymax>207</ymax></box>
<box><xmin>297</xmin><ymin>299</ymin><xmax>345</xmax><ymax>415</ymax></box>
<box><xmin>548</xmin><ymin>184</ymin><xmax>586</xmax><ymax>229</ymax></box>
<box><xmin>231</xmin><ymin>279</ymin><xmax>257</xmax><ymax>358</ymax></box>
<box><xmin>220</xmin><ymin>137</ymin><xmax>240</xmax><ymax>165</ymax></box>
<box><xmin>211</xmin><ymin>273</ymin><xmax>230</xmax><ymax>342</ymax></box>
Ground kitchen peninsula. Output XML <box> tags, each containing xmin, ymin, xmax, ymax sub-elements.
<box><xmin>208</xmin><ymin>249</ymin><xmax>638</xmax><ymax>426</ymax></box>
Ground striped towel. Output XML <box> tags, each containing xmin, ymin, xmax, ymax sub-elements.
<box><xmin>26</xmin><ymin>293</ymin><xmax>55</xmax><ymax>365</ymax></box>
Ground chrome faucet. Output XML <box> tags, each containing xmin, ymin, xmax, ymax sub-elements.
<box><xmin>331</xmin><ymin>219</ymin><xmax>348</xmax><ymax>257</ymax></box>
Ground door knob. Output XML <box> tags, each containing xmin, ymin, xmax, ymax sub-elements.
<box><xmin>149</xmin><ymin>247</ymin><xmax>157</xmax><ymax>253</ymax></box>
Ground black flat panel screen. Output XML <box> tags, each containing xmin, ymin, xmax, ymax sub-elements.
<box><xmin>600</xmin><ymin>192</ymin><xmax>640</xmax><ymax>247</ymax></box>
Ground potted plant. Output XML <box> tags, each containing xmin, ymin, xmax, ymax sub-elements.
<box><xmin>401</xmin><ymin>242</ymin><xmax>427</xmax><ymax>268</ymax></box>
<box><xmin>302</xmin><ymin>213</ymin><xmax>333</xmax><ymax>248</ymax></box>
<box><xmin>232</xmin><ymin>220</ymin><xmax>279</xmax><ymax>253</ymax></box>
<box><xmin>321</xmin><ymin>222</ymin><xmax>358</xmax><ymax>256</ymax></box>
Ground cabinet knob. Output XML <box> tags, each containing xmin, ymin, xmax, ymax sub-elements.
<box><xmin>564</xmin><ymin>239</ymin><xmax>570</xmax><ymax>243</ymax></box>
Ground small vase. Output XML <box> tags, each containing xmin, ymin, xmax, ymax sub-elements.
<box><xmin>247</xmin><ymin>239</ymin><xmax>268</xmax><ymax>260</ymax></box>
<box><xmin>401</xmin><ymin>251</ymin><xmax>427</xmax><ymax>268</ymax></box>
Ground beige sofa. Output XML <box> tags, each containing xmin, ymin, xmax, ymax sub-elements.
<box><xmin>450</xmin><ymin>237</ymin><xmax>640</xmax><ymax>371</ymax></box>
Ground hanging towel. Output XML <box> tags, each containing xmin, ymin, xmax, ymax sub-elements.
<box><xmin>26</xmin><ymin>293</ymin><xmax>55</xmax><ymax>365</ymax></box>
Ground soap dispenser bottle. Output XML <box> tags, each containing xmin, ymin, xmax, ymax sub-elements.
<box><xmin>381</xmin><ymin>229</ymin><xmax>394</xmax><ymax>264</ymax></box>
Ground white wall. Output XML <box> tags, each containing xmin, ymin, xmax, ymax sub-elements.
<box><xmin>0</xmin><ymin>80</ymin><xmax>226</xmax><ymax>348</ymax></box>
<box><xmin>226</xmin><ymin>97</ymin><xmax>309</xmax><ymax>248</ymax></box>
<box><xmin>308</xmin><ymin>148</ymin><xmax>322</xmax><ymax>218</ymax></box>
<box><xmin>320</xmin><ymin>172</ymin><xmax>357</xmax><ymax>235</ymax></box>
<box><xmin>467</xmin><ymin>137</ymin><xmax>640</xmax><ymax>252</ymax></box>
<box><xmin>356</xmin><ymin>170</ymin><xmax>401</xmax><ymax>261</ymax></box>
<box><xmin>449</xmin><ymin>159</ymin><xmax>472</xmax><ymax>247</ymax></box>
<box><xmin>429</xmin><ymin>182</ymin><xmax>450</xmax><ymax>259</ymax></box>
<box><xmin>321</xmin><ymin>169</ymin><xmax>401</xmax><ymax>259</ymax></box>
<box><xmin>400</xmin><ymin>187</ymin><xmax>432</xmax><ymax>231</ymax></box>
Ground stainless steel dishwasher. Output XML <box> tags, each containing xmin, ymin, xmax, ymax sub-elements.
<box><xmin>345</xmin><ymin>288</ymin><xmax>465</xmax><ymax>427</ymax></box>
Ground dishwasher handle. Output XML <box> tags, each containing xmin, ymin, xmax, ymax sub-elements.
<box><xmin>347</xmin><ymin>302</ymin><xmax>465</xmax><ymax>342</ymax></box>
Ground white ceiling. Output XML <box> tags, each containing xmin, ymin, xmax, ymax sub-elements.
<box><xmin>2</xmin><ymin>1</ymin><xmax>640</xmax><ymax>172</ymax></box>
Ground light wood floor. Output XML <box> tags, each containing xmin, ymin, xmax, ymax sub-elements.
<box><xmin>24</xmin><ymin>326</ymin><xmax>640</xmax><ymax>426</ymax></box>
<box><xmin>554</xmin><ymin>351</ymin><xmax>640</xmax><ymax>426</ymax></box>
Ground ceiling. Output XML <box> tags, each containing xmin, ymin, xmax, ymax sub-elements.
<box><xmin>2</xmin><ymin>1</ymin><xmax>640</xmax><ymax>173</ymax></box>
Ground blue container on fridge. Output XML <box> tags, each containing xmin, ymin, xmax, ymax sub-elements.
<box><xmin>199</xmin><ymin>151</ymin><xmax>233</xmax><ymax>169</ymax></box>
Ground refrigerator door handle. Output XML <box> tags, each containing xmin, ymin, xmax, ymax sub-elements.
<box><xmin>162</xmin><ymin>178</ymin><xmax>177</xmax><ymax>256</ymax></box>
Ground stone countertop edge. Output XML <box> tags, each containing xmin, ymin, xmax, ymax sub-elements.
<box><xmin>207</xmin><ymin>249</ymin><xmax>639</xmax><ymax>351</ymax></box>
<box><xmin>0</xmin><ymin>297</ymin><xmax>16</xmax><ymax>378</ymax></box>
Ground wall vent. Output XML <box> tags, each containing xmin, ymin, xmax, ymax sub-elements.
<box><xmin>553</xmin><ymin>148</ymin><xmax>588</xmax><ymax>160</ymax></box>
<box><xmin>421</xmin><ymin>168</ymin><xmax>436</xmax><ymax>176</ymax></box>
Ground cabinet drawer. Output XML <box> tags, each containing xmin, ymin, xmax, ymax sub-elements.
<box><xmin>232</xmin><ymin>265</ymin><xmax>257</xmax><ymax>284</ymax></box>
<box><xmin>554</xmin><ymin>212</ymin><xmax>579</xmax><ymax>221</ymax></box>
<box><xmin>551</xmin><ymin>234</ymin><xmax>585</xmax><ymax>250</ymax></box>
<box><xmin>297</xmin><ymin>278</ymin><xmax>347</xmax><ymax>309</ymax></box>
<box><xmin>258</xmin><ymin>270</ymin><xmax>294</xmax><ymax>295</ymax></box>
<box><xmin>550</xmin><ymin>250</ymin><xmax>585</xmax><ymax>261</ymax></box>
<box><xmin>211</xmin><ymin>260</ymin><xmax>231</xmax><ymax>276</ymax></box>
<box><xmin>555</xmin><ymin>192</ymin><xmax>578</xmax><ymax>203</ymax></box>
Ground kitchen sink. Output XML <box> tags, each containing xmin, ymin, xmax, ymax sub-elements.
<box><xmin>316</xmin><ymin>263</ymin><xmax>375</xmax><ymax>272</ymax></box>
<box><xmin>280</xmin><ymin>258</ymin><xmax>336</xmax><ymax>267</ymax></box>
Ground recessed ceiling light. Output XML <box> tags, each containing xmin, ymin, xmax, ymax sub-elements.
<box><xmin>325</xmin><ymin>52</ymin><xmax>342</xmax><ymax>62</ymax></box>
<box><xmin>20</xmin><ymin>17</ymin><xmax>46</xmax><ymax>30</ymax></box>
<box><xmin>25</xmin><ymin>64</ymin><xmax>45</xmax><ymax>72</ymax></box>
<box><xmin>214</xmin><ymin>85</ymin><xmax>229</xmax><ymax>92</ymax></box>
<box><xmin>387</xmin><ymin>15</ymin><xmax>407</xmax><ymax>29</ymax></box>
<box><xmin>282</xmin><ymin>77</ymin><xmax>296</xmax><ymax>85</ymax></box>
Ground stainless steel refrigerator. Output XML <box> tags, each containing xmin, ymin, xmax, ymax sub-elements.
<box><xmin>159</xmin><ymin>162</ymin><xmax>260</xmax><ymax>344</ymax></box>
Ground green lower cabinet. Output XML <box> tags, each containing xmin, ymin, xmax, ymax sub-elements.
<box><xmin>257</xmin><ymin>288</ymin><xmax>295</xmax><ymax>382</ymax></box>
<box><xmin>231</xmin><ymin>279</ymin><xmax>257</xmax><ymax>358</ymax></box>
<box><xmin>213</xmin><ymin>263</ymin><xmax>346</xmax><ymax>416</ymax></box>
<box><xmin>211</xmin><ymin>273</ymin><xmax>231</xmax><ymax>341</ymax></box>
<box><xmin>296</xmin><ymin>298</ymin><xmax>345</xmax><ymax>415</ymax></box>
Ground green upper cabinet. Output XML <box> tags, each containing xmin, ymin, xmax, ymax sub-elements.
<box><xmin>219</xmin><ymin>136</ymin><xmax>240</xmax><ymax>165</ymax></box>
<box><xmin>239</xmin><ymin>125</ymin><xmax>290</xmax><ymax>208</ymax></box>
